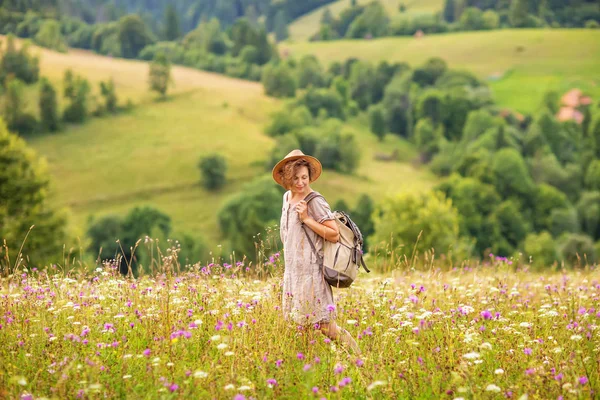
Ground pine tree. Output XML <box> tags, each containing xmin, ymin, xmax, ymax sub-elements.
<box><xmin>443</xmin><ymin>0</ymin><xmax>456</xmax><ymax>22</ymax></box>
<box><xmin>163</xmin><ymin>4</ymin><xmax>180</xmax><ymax>41</ymax></box>
<box><xmin>38</xmin><ymin>78</ymin><xmax>59</xmax><ymax>132</ymax></box>
<box><xmin>509</xmin><ymin>0</ymin><xmax>529</xmax><ymax>28</ymax></box>
<box><xmin>273</xmin><ymin>10</ymin><xmax>289</xmax><ymax>42</ymax></box>
<box><xmin>321</xmin><ymin>8</ymin><xmax>334</xmax><ymax>25</ymax></box>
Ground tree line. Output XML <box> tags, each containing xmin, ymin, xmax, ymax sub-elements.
<box><xmin>0</xmin><ymin>35</ymin><xmax>124</xmax><ymax>136</ymax></box>
<box><xmin>311</xmin><ymin>0</ymin><xmax>599</xmax><ymax>41</ymax></box>
<box><xmin>258</xmin><ymin>51</ymin><xmax>600</xmax><ymax>266</ymax></box>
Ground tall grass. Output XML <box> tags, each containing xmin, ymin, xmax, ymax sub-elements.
<box><xmin>1</xmin><ymin>236</ymin><xmax>598</xmax><ymax>399</ymax></box>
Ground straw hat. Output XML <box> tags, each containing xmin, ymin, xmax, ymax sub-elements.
<box><xmin>272</xmin><ymin>149</ymin><xmax>322</xmax><ymax>188</ymax></box>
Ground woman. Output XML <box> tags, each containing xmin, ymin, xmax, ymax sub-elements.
<box><xmin>272</xmin><ymin>149</ymin><xmax>360</xmax><ymax>354</ymax></box>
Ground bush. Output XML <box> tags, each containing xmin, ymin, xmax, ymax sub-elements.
<box><xmin>62</xmin><ymin>70</ymin><xmax>91</xmax><ymax>123</ymax></box>
<box><xmin>297</xmin><ymin>87</ymin><xmax>345</xmax><ymax>120</ymax></box>
<box><xmin>0</xmin><ymin>35</ymin><xmax>40</xmax><ymax>85</ymax></box>
<box><xmin>584</xmin><ymin>159</ymin><xmax>600</xmax><ymax>190</ymax></box>
<box><xmin>198</xmin><ymin>154</ymin><xmax>227</xmax><ymax>190</ymax></box>
<box><xmin>218</xmin><ymin>176</ymin><xmax>283</xmax><ymax>259</ymax></box>
<box><xmin>370</xmin><ymin>190</ymin><xmax>461</xmax><ymax>257</ymax></box>
<box><xmin>414</xmin><ymin>118</ymin><xmax>443</xmax><ymax>161</ymax></box>
<box><xmin>34</xmin><ymin>19</ymin><xmax>67</xmax><ymax>52</ymax></box>
<box><xmin>262</xmin><ymin>62</ymin><xmax>296</xmax><ymax>98</ymax></box>
<box><xmin>369</xmin><ymin>104</ymin><xmax>386</xmax><ymax>141</ymax></box>
<box><xmin>39</xmin><ymin>77</ymin><xmax>60</xmax><ymax>132</ymax></box>
<box><xmin>523</xmin><ymin>231</ymin><xmax>558</xmax><ymax>268</ymax></box>
<box><xmin>314</xmin><ymin>120</ymin><xmax>360</xmax><ymax>173</ymax></box>
<box><xmin>557</xmin><ymin>233</ymin><xmax>597</xmax><ymax>266</ymax></box>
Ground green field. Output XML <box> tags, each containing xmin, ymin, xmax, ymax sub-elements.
<box><xmin>12</xmin><ymin>42</ymin><xmax>436</xmax><ymax>248</ymax></box>
<box><xmin>283</xmin><ymin>29</ymin><xmax>600</xmax><ymax>114</ymax></box>
<box><xmin>288</xmin><ymin>0</ymin><xmax>444</xmax><ymax>42</ymax></box>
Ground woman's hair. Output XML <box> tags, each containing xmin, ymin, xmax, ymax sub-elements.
<box><xmin>281</xmin><ymin>159</ymin><xmax>315</xmax><ymax>189</ymax></box>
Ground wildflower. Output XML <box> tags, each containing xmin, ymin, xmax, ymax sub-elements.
<box><xmin>481</xmin><ymin>310</ymin><xmax>492</xmax><ymax>320</ymax></box>
<box><xmin>303</xmin><ymin>364</ymin><xmax>312</xmax><ymax>372</ymax></box>
<box><xmin>579</xmin><ymin>376</ymin><xmax>588</xmax><ymax>385</ymax></box>
<box><xmin>334</xmin><ymin>363</ymin><xmax>344</xmax><ymax>374</ymax></box>
<box><xmin>312</xmin><ymin>387</ymin><xmax>319</xmax><ymax>394</ymax></box>
<box><xmin>143</xmin><ymin>349</ymin><xmax>151</xmax><ymax>357</ymax></box>
<box><xmin>275</xmin><ymin>359</ymin><xmax>283</xmax><ymax>368</ymax></box>
<box><xmin>355</xmin><ymin>358</ymin><xmax>364</xmax><ymax>367</ymax></box>
<box><xmin>523</xmin><ymin>348</ymin><xmax>532</xmax><ymax>355</ymax></box>
<box><xmin>495</xmin><ymin>368</ymin><xmax>504</xmax><ymax>375</ymax></box>
<box><xmin>327</xmin><ymin>304</ymin><xmax>336</xmax><ymax>312</ymax></box>
<box><xmin>297</xmin><ymin>352</ymin><xmax>304</xmax><ymax>360</ymax></box>
<box><xmin>217</xmin><ymin>343</ymin><xmax>228</xmax><ymax>350</ymax></box>
<box><xmin>168</xmin><ymin>384</ymin><xmax>178</xmax><ymax>392</ymax></box>
<box><xmin>367</xmin><ymin>381</ymin><xmax>387</xmax><ymax>391</ymax></box>
<box><xmin>194</xmin><ymin>371</ymin><xmax>208</xmax><ymax>379</ymax></box>
<box><xmin>267</xmin><ymin>378</ymin><xmax>277</xmax><ymax>388</ymax></box>
<box><xmin>463</xmin><ymin>352</ymin><xmax>480</xmax><ymax>360</ymax></box>
<box><xmin>234</xmin><ymin>395</ymin><xmax>245</xmax><ymax>400</ymax></box>
<box><xmin>554</xmin><ymin>373</ymin><xmax>564</xmax><ymax>381</ymax></box>
<box><xmin>330</xmin><ymin>386</ymin><xmax>339</xmax><ymax>393</ymax></box>
<box><xmin>486</xmin><ymin>384</ymin><xmax>501</xmax><ymax>393</ymax></box>
<box><xmin>339</xmin><ymin>377</ymin><xmax>352</xmax><ymax>388</ymax></box>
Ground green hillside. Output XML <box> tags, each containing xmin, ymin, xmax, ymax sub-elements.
<box><xmin>283</xmin><ymin>29</ymin><xmax>600</xmax><ymax>113</ymax></box>
<box><xmin>15</xmin><ymin>43</ymin><xmax>436</xmax><ymax>248</ymax></box>
<box><xmin>288</xmin><ymin>0</ymin><xmax>444</xmax><ymax>41</ymax></box>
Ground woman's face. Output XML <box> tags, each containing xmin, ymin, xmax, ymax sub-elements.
<box><xmin>291</xmin><ymin>165</ymin><xmax>310</xmax><ymax>194</ymax></box>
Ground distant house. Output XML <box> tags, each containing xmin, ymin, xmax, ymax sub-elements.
<box><xmin>556</xmin><ymin>88</ymin><xmax>591</xmax><ymax>124</ymax></box>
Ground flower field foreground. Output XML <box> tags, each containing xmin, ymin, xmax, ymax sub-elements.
<box><xmin>1</xmin><ymin>261</ymin><xmax>598</xmax><ymax>399</ymax></box>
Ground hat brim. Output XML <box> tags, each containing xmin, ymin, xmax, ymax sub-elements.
<box><xmin>272</xmin><ymin>155</ymin><xmax>322</xmax><ymax>188</ymax></box>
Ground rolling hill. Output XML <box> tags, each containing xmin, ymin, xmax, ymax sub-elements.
<box><xmin>6</xmin><ymin>41</ymin><xmax>436</xmax><ymax>249</ymax></box>
<box><xmin>282</xmin><ymin>29</ymin><xmax>600</xmax><ymax>114</ymax></box>
<box><xmin>287</xmin><ymin>0</ymin><xmax>444</xmax><ymax>42</ymax></box>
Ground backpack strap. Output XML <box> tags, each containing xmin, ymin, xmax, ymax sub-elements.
<box><xmin>303</xmin><ymin>191</ymin><xmax>323</xmax><ymax>204</ymax></box>
<box><xmin>301</xmin><ymin>225</ymin><xmax>323</xmax><ymax>264</ymax></box>
<box><xmin>302</xmin><ymin>191</ymin><xmax>325</xmax><ymax>265</ymax></box>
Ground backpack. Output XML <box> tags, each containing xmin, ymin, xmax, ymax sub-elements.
<box><xmin>302</xmin><ymin>192</ymin><xmax>370</xmax><ymax>288</ymax></box>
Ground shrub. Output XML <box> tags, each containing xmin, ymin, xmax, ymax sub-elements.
<box><xmin>198</xmin><ymin>154</ymin><xmax>227</xmax><ymax>190</ymax></box>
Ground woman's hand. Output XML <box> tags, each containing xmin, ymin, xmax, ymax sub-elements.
<box><xmin>295</xmin><ymin>200</ymin><xmax>309</xmax><ymax>222</ymax></box>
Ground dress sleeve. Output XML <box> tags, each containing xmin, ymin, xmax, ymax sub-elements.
<box><xmin>309</xmin><ymin>196</ymin><xmax>335</xmax><ymax>224</ymax></box>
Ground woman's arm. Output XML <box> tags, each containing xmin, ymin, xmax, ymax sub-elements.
<box><xmin>297</xmin><ymin>200</ymin><xmax>339</xmax><ymax>242</ymax></box>
<box><xmin>302</xmin><ymin>217</ymin><xmax>339</xmax><ymax>242</ymax></box>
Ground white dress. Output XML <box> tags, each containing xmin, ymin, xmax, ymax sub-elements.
<box><xmin>280</xmin><ymin>190</ymin><xmax>336</xmax><ymax>325</ymax></box>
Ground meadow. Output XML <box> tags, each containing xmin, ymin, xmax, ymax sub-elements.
<box><xmin>1</xmin><ymin>251</ymin><xmax>598</xmax><ymax>399</ymax></box>
<box><xmin>7</xmin><ymin>40</ymin><xmax>436</xmax><ymax>248</ymax></box>
<box><xmin>283</xmin><ymin>29</ymin><xmax>600</xmax><ymax>114</ymax></box>
<box><xmin>287</xmin><ymin>0</ymin><xmax>444</xmax><ymax>42</ymax></box>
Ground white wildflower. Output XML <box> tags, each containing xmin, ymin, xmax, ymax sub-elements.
<box><xmin>367</xmin><ymin>381</ymin><xmax>387</xmax><ymax>391</ymax></box>
<box><xmin>463</xmin><ymin>352</ymin><xmax>480</xmax><ymax>360</ymax></box>
<box><xmin>495</xmin><ymin>369</ymin><xmax>504</xmax><ymax>375</ymax></box>
<box><xmin>480</xmin><ymin>342</ymin><xmax>492</xmax><ymax>350</ymax></box>
<box><xmin>194</xmin><ymin>371</ymin><xmax>208</xmax><ymax>379</ymax></box>
<box><xmin>486</xmin><ymin>384</ymin><xmax>501</xmax><ymax>392</ymax></box>
<box><xmin>217</xmin><ymin>343</ymin><xmax>228</xmax><ymax>350</ymax></box>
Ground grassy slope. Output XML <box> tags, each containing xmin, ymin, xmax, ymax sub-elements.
<box><xmin>8</xmin><ymin>42</ymin><xmax>436</xmax><ymax>248</ymax></box>
<box><xmin>288</xmin><ymin>0</ymin><xmax>444</xmax><ymax>42</ymax></box>
<box><xmin>283</xmin><ymin>29</ymin><xmax>600</xmax><ymax>113</ymax></box>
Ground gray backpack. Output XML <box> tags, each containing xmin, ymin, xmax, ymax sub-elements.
<box><xmin>302</xmin><ymin>192</ymin><xmax>370</xmax><ymax>288</ymax></box>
